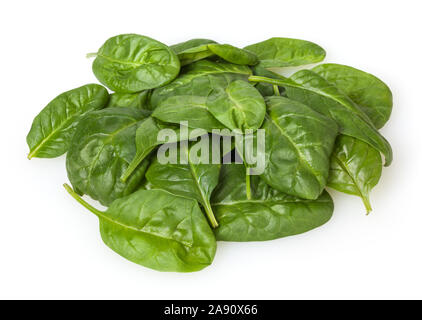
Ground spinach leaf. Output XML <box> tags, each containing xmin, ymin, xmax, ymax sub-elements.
<box><xmin>206</xmin><ymin>80</ymin><xmax>266</xmax><ymax>132</ymax></box>
<box><xmin>244</xmin><ymin>37</ymin><xmax>326</xmax><ymax>68</ymax></box>
<box><xmin>211</xmin><ymin>164</ymin><xmax>334</xmax><ymax>241</ymax></box>
<box><xmin>171</xmin><ymin>40</ymin><xmax>258</xmax><ymax>66</ymax></box>
<box><xmin>153</xmin><ymin>77</ymin><xmax>265</xmax><ymax>133</ymax></box>
<box><xmin>170</xmin><ymin>38</ymin><xmax>217</xmax><ymax>54</ymax></box>
<box><xmin>312</xmin><ymin>63</ymin><xmax>393</xmax><ymax>129</ymax></box>
<box><xmin>91</xmin><ymin>34</ymin><xmax>180</xmax><ymax>93</ymax></box>
<box><xmin>177</xmin><ymin>44</ymin><xmax>215</xmax><ymax>66</ymax></box>
<box><xmin>150</xmin><ymin>60</ymin><xmax>252</xmax><ymax>108</ymax></box>
<box><xmin>150</xmin><ymin>61</ymin><xmax>254</xmax><ymax>132</ymax></box>
<box><xmin>66</xmin><ymin>108</ymin><xmax>150</xmax><ymax>206</ymax></box>
<box><xmin>146</xmin><ymin>139</ymin><xmax>221</xmax><ymax>228</ymax></box>
<box><xmin>27</xmin><ymin>84</ymin><xmax>109</xmax><ymax>159</ymax></box>
<box><xmin>152</xmin><ymin>95</ymin><xmax>227</xmax><ymax>132</ymax></box>
<box><xmin>120</xmin><ymin>117</ymin><xmax>204</xmax><ymax>182</ymax></box>
<box><xmin>252</xmin><ymin>64</ymin><xmax>286</xmax><ymax>97</ymax></box>
<box><xmin>328</xmin><ymin>135</ymin><xmax>382</xmax><ymax>213</ymax></box>
<box><xmin>171</xmin><ymin>39</ymin><xmax>217</xmax><ymax>66</ymax></box>
<box><xmin>108</xmin><ymin>91</ymin><xmax>151</xmax><ymax>110</ymax></box>
<box><xmin>28</xmin><ymin>34</ymin><xmax>396</xmax><ymax>272</ymax></box>
<box><xmin>256</xmin><ymin>96</ymin><xmax>338</xmax><ymax>200</ymax></box>
<box><xmin>64</xmin><ymin>185</ymin><xmax>216</xmax><ymax>272</ymax></box>
<box><xmin>249</xmin><ymin>71</ymin><xmax>393</xmax><ymax>166</ymax></box>
<box><xmin>207</xmin><ymin>44</ymin><xmax>258</xmax><ymax>66</ymax></box>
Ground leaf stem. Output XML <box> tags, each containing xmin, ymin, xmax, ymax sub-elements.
<box><xmin>249</xmin><ymin>75</ymin><xmax>292</xmax><ymax>87</ymax></box>
<box><xmin>363</xmin><ymin>196</ymin><xmax>373</xmax><ymax>215</ymax></box>
<box><xmin>273</xmin><ymin>85</ymin><xmax>281</xmax><ymax>96</ymax></box>
<box><xmin>121</xmin><ymin>157</ymin><xmax>142</xmax><ymax>182</ymax></box>
<box><xmin>246</xmin><ymin>168</ymin><xmax>252</xmax><ymax>200</ymax></box>
<box><xmin>63</xmin><ymin>183</ymin><xmax>103</xmax><ymax>217</ymax></box>
<box><xmin>86</xmin><ymin>52</ymin><xmax>98</xmax><ymax>59</ymax></box>
<box><xmin>203</xmin><ymin>201</ymin><xmax>219</xmax><ymax>229</ymax></box>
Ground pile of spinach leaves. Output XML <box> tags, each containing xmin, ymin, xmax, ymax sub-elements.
<box><xmin>27</xmin><ymin>34</ymin><xmax>393</xmax><ymax>272</ymax></box>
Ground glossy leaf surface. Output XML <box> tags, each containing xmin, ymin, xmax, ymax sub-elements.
<box><xmin>150</xmin><ymin>60</ymin><xmax>251</xmax><ymax>108</ymax></box>
<box><xmin>170</xmin><ymin>38</ymin><xmax>217</xmax><ymax>54</ymax></box>
<box><xmin>146</xmin><ymin>140</ymin><xmax>221</xmax><ymax>228</ymax></box>
<box><xmin>259</xmin><ymin>96</ymin><xmax>338</xmax><ymax>199</ymax></box>
<box><xmin>328</xmin><ymin>135</ymin><xmax>382</xmax><ymax>213</ymax></box>
<box><xmin>252</xmin><ymin>64</ymin><xmax>286</xmax><ymax>97</ymax></box>
<box><xmin>64</xmin><ymin>185</ymin><xmax>216</xmax><ymax>272</ymax></box>
<box><xmin>211</xmin><ymin>164</ymin><xmax>334</xmax><ymax>241</ymax></box>
<box><xmin>92</xmin><ymin>34</ymin><xmax>180</xmax><ymax>93</ymax></box>
<box><xmin>312</xmin><ymin>63</ymin><xmax>393</xmax><ymax>129</ymax></box>
<box><xmin>120</xmin><ymin>117</ymin><xmax>203</xmax><ymax>182</ymax></box>
<box><xmin>153</xmin><ymin>95</ymin><xmax>227</xmax><ymax>132</ymax></box>
<box><xmin>108</xmin><ymin>91</ymin><xmax>151</xmax><ymax>110</ymax></box>
<box><xmin>244</xmin><ymin>37</ymin><xmax>326</xmax><ymax>68</ymax></box>
<box><xmin>27</xmin><ymin>84</ymin><xmax>109</xmax><ymax>159</ymax></box>
<box><xmin>206</xmin><ymin>80</ymin><xmax>266</xmax><ymax>131</ymax></box>
<box><xmin>208</xmin><ymin>44</ymin><xmax>258</xmax><ymax>65</ymax></box>
<box><xmin>249</xmin><ymin>71</ymin><xmax>393</xmax><ymax>166</ymax></box>
<box><xmin>66</xmin><ymin>108</ymin><xmax>150</xmax><ymax>206</ymax></box>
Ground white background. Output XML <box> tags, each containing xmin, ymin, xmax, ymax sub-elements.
<box><xmin>0</xmin><ymin>0</ymin><xmax>421</xmax><ymax>300</ymax></box>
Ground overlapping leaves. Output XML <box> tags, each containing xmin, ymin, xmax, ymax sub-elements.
<box><xmin>27</xmin><ymin>34</ymin><xmax>393</xmax><ymax>272</ymax></box>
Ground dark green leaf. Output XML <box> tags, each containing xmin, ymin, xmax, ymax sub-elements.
<box><xmin>120</xmin><ymin>117</ymin><xmax>204</xmax><ymax>182</ymax></box>
<box><xmin>207</xmin><ymin>44</ymin><xmax>258</xmax><ymax>65</ymax></box>
<box><xmin>92</xmin><ymin>34</ymin><xmax>180</xmax><ymax>93</ymax></box>
<box><xmin>66</xmin><ymin>108</ymin><xmax>150</xmax><ymax>206</ymax></box>
<box><xmin>150</xmin><ymin>60</ymin><xmax>252</xmax><ymax>108</ymax></box>
<box><xmin>64</xmin><ymin>185</ymin><xmax>216</xmax><ymax>272</ymax></box>
<box><xmin>170</xmin><ymin>38</ymin><xmax>217</xmax><ymax>54</ymax></box>
<box><xmin>152</xmin><ymin>95</ymin><xmax>227</xmax><ymax>132</ymax></box>
<box><xmin>206</xmin><ymin>80</ymin><xmax>266</xmax><ymax>131</ymax></box>
<box><xmin>27</xmin><ymin>84</ymin><xmax>109</xmax><ymax>159</ymax></box>
<box><xmin>258</xmin><ymin>96</ymin><xmax>338</xmax><ymax>199</ymax></box>
<box><xmin>328</xmin><ymin>135</ymin><xmax>382</xmax><ymax>213</ymax></box>
<box><xmin>244</xmin><ymin>37</ymin><xmax>326</xmax><ymax>68</ymax></box>
<box><xmin>252</xmin><ymin>64</ymin><xmax>286</xmax><ymax>97</ymax></box>
<box><xmin>248</xmin><ymin>71</ymin><xmax>393</xmax><ymax>166</ymax></box>
<box><xmin>146</xmin><ymin>139</ymin><xmax>221</xmax><ymax>228</ymax></box>
<box><xmin>107</xmin><ymin>91</ymin><xmax>151</xmax><ymax>110</ymax></box>
<box><xmin>312</xmin><ymin>63</ymin><xmax>393</xmax><ymax>129</ymax></box>
<box><xmin>177</xmin><ymin>44</ymin><xmax>215</xmax><ymax>66</ymax></box>
<box><xmin>211</xmin><ymin>164</ymin><xmax>334</xmax><ymax>241</ymax></box>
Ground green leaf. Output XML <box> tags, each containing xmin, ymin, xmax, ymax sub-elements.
<box><xmin>207</xmin><ymin>44</ymin><xmax>258</xmax><ymax>65</ymax></box>
<box><xmin>146</xmin><ymin>140</ymin><xmax>221</xmax><ymax>228</ymax></box>
<box><xmin>107</xmin><ymin>91</ymin><xmax>151</xmax><ymax>110</ymax></box>
<box><xmin>177</xmin><ymin>44</ymin><xmax>215</xmax><ymax>66</ymax></box>
<box><xmin>152</xmin><ymin>95</ymin><xmax>227</xmax><ymax>132</ymax></box>
<box><xmin>27</xmin><ymin>84</ymin><xmax>109</xmax><ymax>159</ymax></box>
<box><xmin>64</xmin><ymin>185</ymin><xmax>216</xmax><ymax>272</ymax></box>
<box><xmin>66</xmin><ymin>108</ymin><xmax>150</xmax><ymax>206</ymax></box>
<box><xmin>150</xmin><ymin>60</ymin><xmax>252</xmax><ymax>108</ymax></box>
<box><xmin>170</xmin><ymin>38</ymin><xmax>217</xmax><ymax>54</ymax></box>
<box><xmin>248</xmin><ymin>71</ymin><xmax>393</xmax><ymax>166</ymax></box>
<box><xmin>328</xmin><ymin>135</ymin><xmax>382</xmax><ymax>213</ymax></box>
<box><xmin>171</xmin><ymin>39</ymin><xmax>217</xmax><ymax>66</ymax></box>
<box><xmin>244</xmin><ymin>37</ymin><xmax>326</xmax><ymax>68</ymax></box>
<box><xmin>252</xmin><ymin>64</ymin><xmax>286</xmax><ymax>97</ymax></box>
<box><xmin>92</xmin><ymin>34</ymin><xmax>180</xmax><ymax>93</ymax></box>
<box><xmin>211</xmin><ymin>164</ymin><xmax>334</xmax><ymax>241</ymax></box>
<box><xmin>312</xmin><ymin>63</ymin><xmax>393</xmax><ymax>129</ymax></box>
<box><xmin>120</xmin><ymin>117</ymin><xmax>203</xmax><ymax>182</ymax></box>
<box><xmin>258</xmin><ymin>96</ymin><xmax>338</xmax><ymax>199</ymax></box>
<box><xmin>206</xmin><ymin>80</ymin><xmax>266</xmax><ymax>132</ymax></box>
